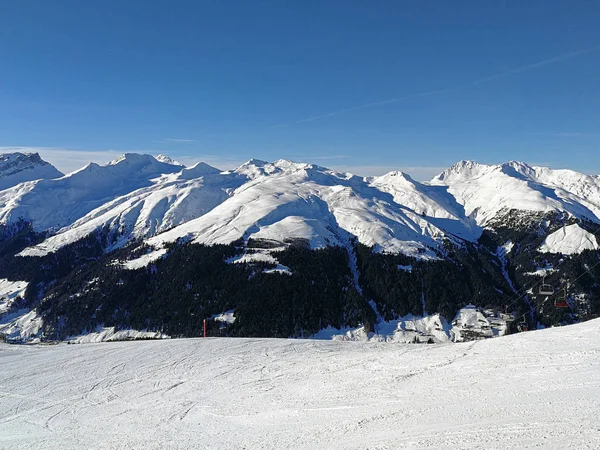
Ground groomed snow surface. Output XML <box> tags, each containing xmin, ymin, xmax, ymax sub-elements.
<box><xmin>1</xmin><ymin>320</ymin><xmax>599</xmax><ymax>449</ymax></box>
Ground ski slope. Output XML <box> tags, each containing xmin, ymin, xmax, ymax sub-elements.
<box><xmin>1</xmin><ymin>319</ymin><xmax>599</xmax><ymax>449</ymax></box>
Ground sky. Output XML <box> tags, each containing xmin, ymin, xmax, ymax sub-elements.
<box><xmin>1</xmin><ymin>1</ymin><xmax>599</xmax><ymax>180</ymax></box>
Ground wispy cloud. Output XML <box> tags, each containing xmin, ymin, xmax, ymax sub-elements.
<box><xmin>291</xmin><ymin>154</ymin><xmax>350</xmax><ymax>161</ymax></box>
<box><xmin>279</xmin><ymin>45</ymin><xmax>600</xmax><ymax>126</ymax></box>
<box><xmin>162</xmin><ymin>138</ymin><xmax>198</xmax><ymax>143</ymax></box>
<box><xmin>528</xmin><ymin>132</ymin><xmax>599</xmax><ymax>138</ymax></box>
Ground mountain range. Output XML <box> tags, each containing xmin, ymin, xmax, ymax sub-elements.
<box><xmin>0</xmin><ymin>152</ymin><xmax>64</xmax><ymax>191</ymax></box>
<box><xmin>0</xmin><ymin>152</ymin><xmax>599</xmax><ymax>343</ymax></box>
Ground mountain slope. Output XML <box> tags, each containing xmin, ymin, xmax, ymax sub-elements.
<box><xmin>144</xmin><ymin>159</ymin><xmax>452</xmax><ymax>259</ymax></box>
<box><xmin>15</xmin><ymin>158</ymin><xmax>600</xmax><ymax>261</ymax></box>
<box><xmin>0</xmin><ymin>152</ymin><xmax>63</xmax><ymax>191</ymax></box>
<box><xmin>370</xmin><ymin>170</ymin><xmax>481</xmax><ymax>241</ymax></box>
<box><xmin>539</xmin><ymin>223</ymin><xmax>599</xmax><ymax>254</ymax></box>
<box><xmin>0</xmin><ymin>154</ymin><xmax>183</xmax><ymax>235</ymax></box>
<box><xmin>430</xmin><ymin>160</ymin><xmax>600</xmax><ymax>225</ymax></box>
<box><xmin>2</xmin><ymin>157</ymin><xmax>600</xmax><ymax>344</ymax></box>
<box><xmin>19</xmin><ymin>162</ymin><xmax>235</xmax><ymax>256</ymax></box>
<box><xmin>21</xmin><ymin>159</ymin><xmax>464</xmax><ymax>259</ymax></box>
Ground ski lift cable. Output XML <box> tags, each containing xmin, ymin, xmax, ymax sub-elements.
<box><xmin>510</xmin><ymin>254</ymin><xmax>600</xmax><ymax>319</ymax></box>
<box><xmin>500</xmin><ymin>219</ymin><xmax>600</xmax><ymax>314</ymax></box>
<box><xmin>512</xmin><ymin>256</ymin><xmax>600</xmax><ymax>324</ymax></box>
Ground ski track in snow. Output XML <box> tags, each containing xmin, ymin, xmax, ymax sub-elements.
<box><xmin>1</xmin><ymin>320</ymin><xmax>600</xmax><ymax>449</ymax></box>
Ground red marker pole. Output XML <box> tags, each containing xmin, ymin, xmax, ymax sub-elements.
<box><xmin>203</xmin><ymin>319</ymin><xmax>206</xmax><ymax>338</ymax></box>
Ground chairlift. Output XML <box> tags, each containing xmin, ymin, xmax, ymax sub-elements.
<box><xmin>517</xmin><ymin>320</ymin><xmax>529</xmax><ymax>332</ymax></box>
<box><xmin>538</xmin><ymin>277</ymin><xmax>554</xmax><ymax>296</ymax></box>
<box><xmin>555</xmin><ymin>288</ymin><xmax>569</xmax><ymax>308</ymax></box>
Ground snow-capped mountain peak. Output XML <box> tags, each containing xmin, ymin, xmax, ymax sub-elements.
<box><xmin>0</xmin><ymin>152</ymin><xmax>63</xmax><ymax>191</ymax></box>
<box><xmin>430</xmin><ymin>160</ymin><xmax>491</xmax><ymax>182</ymax></box>
<box><xmin>6</xmin><ymin>155</ymin><xmax>600</xmax><ymax>260</ymax></box>
<box><xmin>155</xmin><ymin>154</ymin><xmax>180</xmax><ymax>165</ymax></box>
<box><xmin>105</xmin><ymin>153</ymin><xmax>183</xmax><ymax>171</ymax></box>
<box><xmin>0</xmin><ymin>153</ymin><xmax>186</xmax><ymax>234</ymax></box>
<box><xmin>178</xmin><ymin>162</ymin><xmax>222</xmax><ymax>179</ymax></box>
<box><xmin>430</xmin><ymin>160</ymin><xmax>600</xmax><ymax>225</ymax></box>
<box><xmin>232</xmin><ymin>158</ymin><xmax>283</xmax><ymax>178</ymax></box>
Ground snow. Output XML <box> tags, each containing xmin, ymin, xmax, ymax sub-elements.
<box><xmin>145</xmin><ymin>160</ymin><xmax>447</xmax><ymax>259</ymax></box>
<box><xmin>496</xmin><ymin>241</ymin><xmax>517</xmax><ymax>293</ymax></box>
<box><xmin>263</xmin><ymin>264</ymin><xmax>292</xmax><ymax>275</ymax></box>
<box><xmin>387</xmin><ymin>314</ymin><xmax>451</xmax><ymax>343</ymax></box>
<box><xmin>0</xmin><ymin>279</ymin><xmax>28</xmax><ymax>314</ymax></box>
<box><xmin>121</xmin><ymin>248</ymin><xmax>168</xmax><ymax>270</ymax></box>
<box><xmin>212</xmin><ymin>310</ymin><xmax>236</xmax><ymax>324</ymax></box>
<box><xmin>539</xmin><ymin>224</ymin><xmax>599</xmax><ymax>255</ymax></box>
<box><xmin>12</xmin><ymin>157</ymin><xmax>600</xmax><ymax>261</ymax></box>
<box><xmin>430</xmin><ymin>160</ymin><xmax>600</xmax><ymax>225</ymax></box>
<box><xmin>0</xmin><ymin>152</ymin><xmax>63</xmax><ymax>191</ymax></box>
<box><xmin>227</xmin><ymin>250</ymin><xmax>279</xmax><ymax>265</ymax></box>
<box><xmin>397</xmin><ymin>264</ymin><xmax>412</xmax><ymax>272</ymax></box>
<box><xmin>370</xmin><ymin>170</ymin><xmax>481</xmax><ymax>241</ymax></box>
<box><xmin>226</xmin><ymin>250</ymin><xmax>292</xmax><ymax>275</ymax></box>
<box><xmin>0</xmin><ymin>309</ymin><xmax>42</xmax><ymax>341</ymax></box>
<box><xmin>337</xmin><ymin>314</ymin><xmax>452</xmax><ymax>343</ymax></box>
<box><xmin>66</xmin><ymin>326</ymin><xmax>168</xmax><ymax>344</ymax></box>
<box><xmin>1</xmin><ymin>154</ymin><xmax>183</xmax><ymax>237</ymax></box>
<box><xmin>525</xmin><ymin>263</ymin><xmax>557</xmax><ymax>277</ymax></box>
<box><xmin>450</xmin><ymin>305</ymin><xmax>495</xmax><ymax>341</ymax></box>
<box><xmin>1</xmin><ymin>319</ymin><xmax>599</xmax><ymax>449</ymax></box>
<box><xmin>315</xmin><ymin>312</ymin><xmax>499</xmax><ymax>344</ymax></box>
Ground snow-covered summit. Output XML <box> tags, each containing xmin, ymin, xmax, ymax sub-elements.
<box><xmin>154</xmin><ymin>154</ymin><xmax>181</xmax><ymax>165</ymax></box>
<box><xmin>430</xmin><ymin>160</ymin><xmax>600</xmax><ymax>225</ymax></box>
<box><xmin>0</xmin><ymin>153</ymin><xmax>183</xmax><ymax>233</ymax></box>
<box><xmin>431</xmin><ymin>160</ymin><xmax>495</xmax><ymax>183</ymax></box>
<box><xmin>179</xmin><ymin>162</ymin><xmax>221</xmax><ymax>179</ymax></box>
<box><xmin>19</xmin><ymin>161</ymin><xmax>237</xmax><ymax>256</ymax></box>
<box><xmin>7</xmin><ymin>155</ymin><xmax>600</xmax><ymax>260</ymax></box>
<box><xmin>104</xmin><ymin>152</ymin><xmax>182</xmax><ymax>172</ymax></box>
<box><xmin>0</xmin><ymin>152</ymin><xmax>63</xmax><ymax>191</ymax></box>
<box><xmin>141</xmin><ymin>159</ymin><xmax>453</xmax><ymax>259</ymax></box>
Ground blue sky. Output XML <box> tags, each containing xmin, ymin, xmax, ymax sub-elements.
<box><xmin>1</xmin><ymin>1</ymin><xmax>599</xmax><ymax>179</ymax></box>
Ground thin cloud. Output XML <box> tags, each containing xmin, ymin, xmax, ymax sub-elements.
<box><xmin>529</xmin><ymin>132</ymin><xmax>599</xmax><ymax>138</ymax></box>
<box><xmin>292</xmin><ymin>154</ymin><xmax>350</xmax><ymax>161</ymax></box>
<box><xmin>162</xmin><ymin>138</ymin><xmax>198</xmax><ymax>143</ymax></box>
<box><xmin>279</xmin><ymin>45</ymin><xmax>600</xmax><ymax>126</ymax></box>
